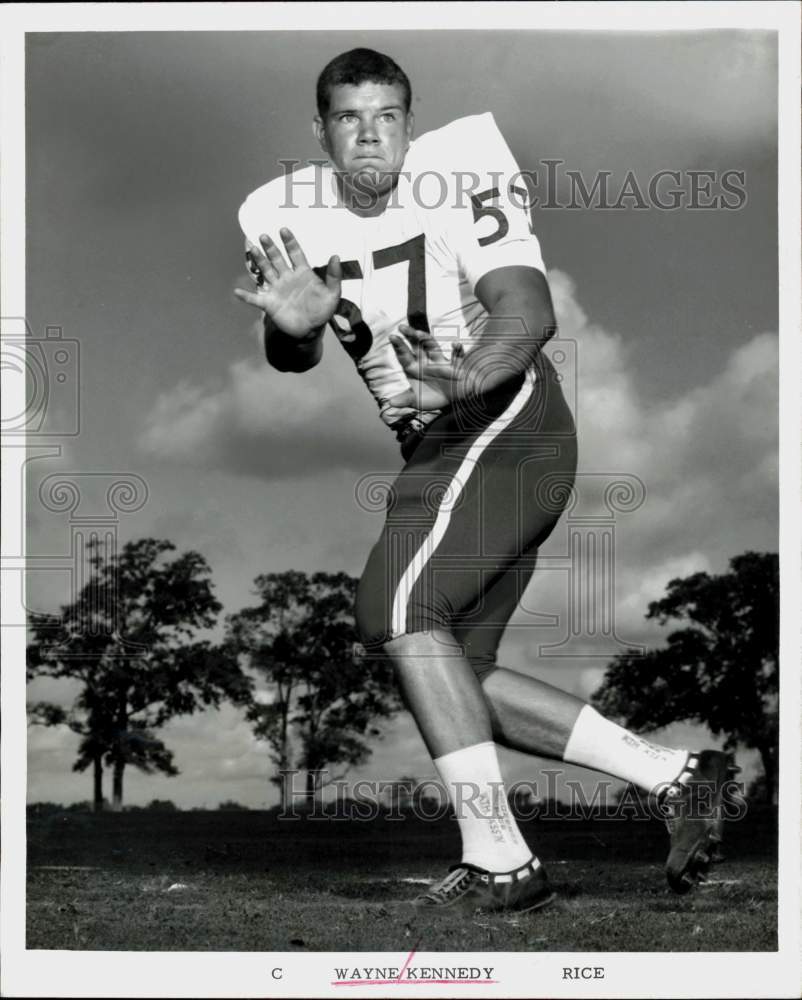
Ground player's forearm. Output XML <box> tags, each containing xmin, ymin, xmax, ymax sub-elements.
<box><xmin>264</xmin><ymin>316</ymin><xmax>325</xmax><ymax>373</ymax></box>
<box><xmin>452</xmin><ymin>294</ymin><xmax>555</xmax><ymax>401</ymax></box>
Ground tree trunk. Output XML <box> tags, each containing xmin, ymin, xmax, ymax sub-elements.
<box><xmin>112</xmin><ymin>758</ymin><xmax>124</xmax><ymax>811</ymax></box>
<box><xmin>303</xmin><ymin>767</ymin><xmax>327</xmax><ymax>806</ymax></box>
<box><xmin>304</xmin><ymin>692</ymin><xmax>322</xmax><ymax>805</ymax></box>
<box><xmin>278</xmin><ymin>751</ymin><xmax>290</xmax><ymax>812</ymax></box>
<box><xmin>279</xmin><ymin>693</ymin><xmax>291</xmax><ymax>812</ymax></box>
<box><xmin>93</xmin><ymin>754</ymin><xmax>104</xmax><ymax>813</ymax></box>
<box><xmin>758</xmin><ymin>744</ymin><xmax>777</xmax><ymax>805</ymax></box>
<box><xmin>112</xmin><ymin>693</ymin><xmax>127</xmax><ymax>812</ymax></box>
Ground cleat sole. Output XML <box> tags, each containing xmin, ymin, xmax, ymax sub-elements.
<box><xmin>414</xmin><ymin>860</ymin><xmax>554</xmax><ymax>915</ymax></box>
<box><xmin>517</xmin><ymin>890</ymin><xmax>557</xmax><ymax>914</ymax></box>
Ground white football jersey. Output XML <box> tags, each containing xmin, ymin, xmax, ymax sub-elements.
<box><xmin>239</xmin><ymin>113</ymin><xmax>546</xmax><ymax>429</ymax></box>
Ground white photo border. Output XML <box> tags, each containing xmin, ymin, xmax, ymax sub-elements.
<box><xmin>2</xmin><ymin>3</ymin><xmax>799</xmax><ymax>998</ymax></box>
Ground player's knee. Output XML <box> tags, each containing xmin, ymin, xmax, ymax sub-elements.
<box><xmin>382</xmin><ymin>628</ymin><xmax>458</xmax><ymax>658</ymax></box>
<box><xmin>470</xmin><ymin>653</ymin><xmax>499</xmax><ymax>684</ymax></box>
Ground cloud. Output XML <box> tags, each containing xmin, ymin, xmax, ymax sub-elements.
<box><xmin>548</xmin><ymin>268</ymin><xmax>777</xmax><ymax>567</ymax></box>
<box><xmin>138</xmin><ymin>335</ymin><xmax>399</xmax><ymax>479</ymax></box>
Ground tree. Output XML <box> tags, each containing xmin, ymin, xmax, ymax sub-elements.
<box><xmin>227</xmin><ymin>570</ymin><xmax>400</xmax><ymax>806</ymax></box>
<box><xmin>592</xmin><ymin>551</ymin><xmax>779</xmax><ymax>802</ymax></box>
<box><xmin>228</xmin><ymin>571</ymin><xmax>308</xmax><ymax>808</ymax></box>
<box><xmin>27</xmin><ymin>537</ymin><xmax>252</xmax><ymax>811</ymax></box>
<box><xmin>381</xmin><ymin>775</ymin><xmax>419</xmax><ymax>813</ymax></box>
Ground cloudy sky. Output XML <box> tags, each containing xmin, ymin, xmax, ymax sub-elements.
<box><xmin>24</xmin><ymin>28</ymin><xmax>778</xmax><ymax>807</ymax></box>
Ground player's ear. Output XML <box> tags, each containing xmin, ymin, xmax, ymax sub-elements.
<box><xmin>313</xmin><ymin>115</ymin><xmax>329</xmax><ymax>154</ymax></box>
<box><xmin>405</xmin><ymin>110</ymin><xmax>415</xmax><ymax>143</ymax></box>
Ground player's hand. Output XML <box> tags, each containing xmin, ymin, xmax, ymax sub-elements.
<box><xmin>387</xmin><ymin>324</ymin><xmax>465</xmax><ymax>411</ymax></box>
<box><xmin>234</xmin><ymin>228</ymin><xmax>341</xmax><ymax>340</ymax></box>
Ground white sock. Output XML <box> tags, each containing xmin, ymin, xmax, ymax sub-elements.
<box><xmin>433</xmin><ymin>741</ymin><xmax>533</xmax><ymax>872</ymax></box>
<box><xmin>563</xmin><ymin>706</ymin><xmax>689</xmax><ymax>793</ymax></box>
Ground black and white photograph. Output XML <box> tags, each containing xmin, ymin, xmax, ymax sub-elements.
<box><xmin>1</xmin><ymin>3</ymin><xmax>800</xmax><ymax>998</ymax></box>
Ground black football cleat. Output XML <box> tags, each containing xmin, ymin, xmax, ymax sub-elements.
<box><xmin>658</xmin><ymin>750</ymin><xmax>738</xmax><ymax>894</ymax></box>
<box><xmin>413</xmin><ymin>858</ymin><xmax>555</xmax><ymax>914</ymax></box>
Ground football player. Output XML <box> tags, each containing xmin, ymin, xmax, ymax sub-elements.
<box><xmin>236</xmin><ymin>48</ymin><xmax>735</xmax><ymax>912</ymax></box>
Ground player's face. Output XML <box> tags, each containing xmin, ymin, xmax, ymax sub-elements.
<box><xmin>315</xmin><ymin>82</ymin><xmax>414</xmax><ymax>210</ymax></box>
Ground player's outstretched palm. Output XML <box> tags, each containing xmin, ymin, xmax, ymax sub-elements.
<box><xmin>235</xmin><ymin>228</ymin><xmax>341</xmax><ymax>339</ymax></box>
<box><xmin>388</xmin><ymin>325</ymin><xmax>464</xmax><ymax>411</ymax></box>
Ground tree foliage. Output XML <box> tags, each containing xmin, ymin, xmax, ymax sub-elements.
<box><xmin>27</xmin><ymin>538</ymin><xmax>252</xmax><ymax>810</ymax></box>
<box><xmin>227</xmin><ymin>570</ymin><xmax>400</xmax><ymax>804</ymax></box>
<box><xmin>592</xmin><ymin>551</ymin><xmax>779</xmax><ymax>800</ymax></box>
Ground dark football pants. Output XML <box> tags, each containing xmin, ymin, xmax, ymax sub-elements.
<box><xmin>355</xmin><ymin>352</ymin><xmax>577</xmax><ymax>681</ymax></box>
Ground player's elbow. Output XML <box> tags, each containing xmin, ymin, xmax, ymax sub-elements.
<box><xmin>477</xmin><ymin>266</ymin><xmax>557</xmax><ymax>351</ymax></box>
<box><xmin>500</xmin><ymin>290</ymin><xmax>557</xmax><ymax>348</ymax></box>
<box><xmin>488</xmin><ymin>292</ymin><xmax>557</xmax><ymax>372</ymax></box>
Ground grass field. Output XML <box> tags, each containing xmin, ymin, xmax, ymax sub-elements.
<box><xmin>27</xmin><ymin>805</ymin><xmax>777</xmax><ymax>952</ymax></box>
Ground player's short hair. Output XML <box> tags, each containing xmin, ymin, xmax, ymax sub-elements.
<box><xmin>316</xmin><ymin>48</ymin><xmax>412</xmax><ymax>117</ymax></box>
